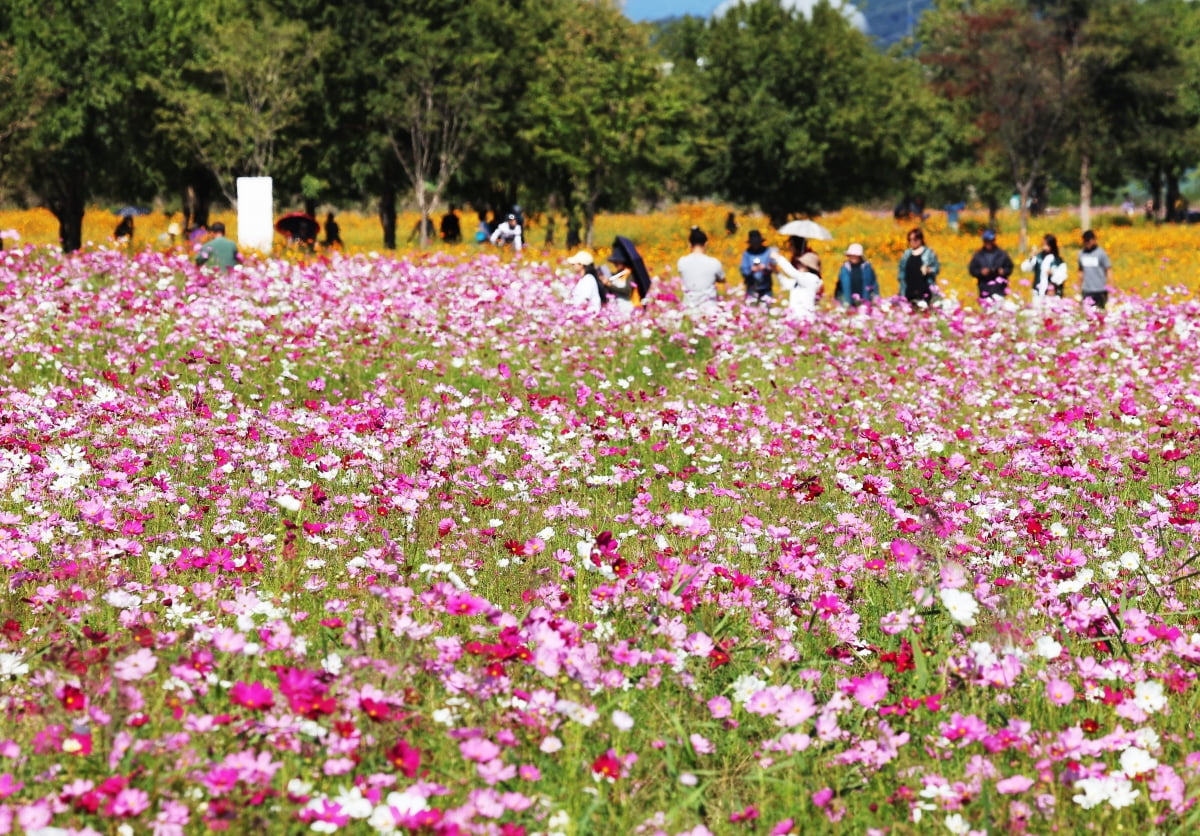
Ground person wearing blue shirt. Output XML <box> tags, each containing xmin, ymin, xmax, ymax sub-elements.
<box><xmin>739</xmin><ymin>230</ymin><xmax>776</xmax><ymax>305</ymax></box>
<box><xmin>836</xmin><ymin>243</ymin><xmax>879</xmax><ymax>307</ymax></box>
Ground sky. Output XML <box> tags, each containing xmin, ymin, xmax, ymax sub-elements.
<box><xmin>622</xmin><ymin>0</ymin><xmax>867</xmax><ymax>32</ymax></box>
<box><xmin>623</xmin><ymin>0</ymin><xmax>715</xmax><ymax>20</ymax></box>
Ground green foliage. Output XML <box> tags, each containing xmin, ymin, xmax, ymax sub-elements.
<box><xmin>149</xmin><ymin>3</ymin><xmax>330</xmax><ymax>205</ymax></box>
<box><xmin>688</xmin><ymin>0</ymin><xmax>922</xmax><ymax>225</ymax></box>
<box><xmin>4</xmin><ymin>0</ymin><xmax>1200</xmax><ymax>247</ymax></box>
<box><xmin>520</xmin><ymin>1</ymin><xmax>695</xmax><ymax>243</ymax></box>
<box><xmin>0</xmin><ymin>0</ymin><xmax>188</xmax><ymax>248</ymax></box>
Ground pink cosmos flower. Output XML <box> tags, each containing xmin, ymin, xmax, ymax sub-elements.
<box><xmin>230</xmin><ymin>681</ymin><xmax>275</xmax><ymax>711</ymax></box>
<box><xmin>0</xmin><ymin>773</ymin><xmax>23</xmax><ymax>799</ymax></box>
<box><xmin>444</xmin><ymin>592</ymin><xmax>490</xmax><ymax>616</ymax></box>
<box><xmin>995</xmin><ymin>775</ymin><xmax>1035</xmax><ymax>794</ymax></box>
<box><xmin>707</xmin><ymin>696</ymin><xmax>732</xmax><ymax>718</ymax></box>
<box><xmin>460</xmin><ymin>738</ymin><xmax>502</xmax><ymax>763</ymax></box>
<box><xmin>846</xmin><ymin>672</ymin><xmax>889</xmax><ymax>709</ymax></box>
<box><xmin>113</xmin><ymin>648</ymin><xmax>158</xmax><ymax>681</ymax></box>
<box><xmin>110</xmin><ymin>787</ymin><xmax>152</xmax><ymax>817</ymax></box>
<box><xmin>1046</xmin><ymin>679</ymin><xmax>1075</xmax><ymax>706</ymax></box>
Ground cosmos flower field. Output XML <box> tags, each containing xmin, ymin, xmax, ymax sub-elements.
<box><xmin>1</xmin><ymin>242</ymin><xmax>1199</xmax><ymax>835</ymax></box>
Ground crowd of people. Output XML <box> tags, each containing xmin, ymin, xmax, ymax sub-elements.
<box><xmin>564</xmin><ymin>226</ymin><xmax>1116</xmax><ymax>319</ymax></box>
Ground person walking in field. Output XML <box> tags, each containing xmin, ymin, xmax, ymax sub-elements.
<box><xmin>836</xmin><ymin>243</ymin><xmax>879</xmax><ymax>307</ymax></box>
<box><xmin>1078</xmin><ymin>229</ymin><xmax>1113</xmax><ymax>310</ymax></box>
<box><xmin>677</xmin><ymin>226</ymin><xmax>726</xmax><ymax>317</ymax></box>
<box><xmin>968</xmin><ymin>229</ymin><xmax>1013</xmax><ymax>303</ymax></box>
<box><xmin>1021</xmin><ymin>233</ymin><xmax>1067</xmax><ymax>303</ymax></box>
<box><xmin>897</xmin><ymin>228</ymin><xmax>939</xmax><ymax>305</ymax></box>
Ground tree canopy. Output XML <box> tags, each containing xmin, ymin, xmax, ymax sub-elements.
<box><xmin>3</xmin><ymin>0</ymin><xmax>1200</xmax><ymax>249</ymax></box>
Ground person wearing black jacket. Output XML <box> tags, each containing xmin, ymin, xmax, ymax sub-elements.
<box><xmin>968</xmin><ymin>229</ymin><xmax>1014</xmax><ymax>303</ymax></box>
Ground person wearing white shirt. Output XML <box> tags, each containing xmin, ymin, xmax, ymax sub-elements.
<box><xmin>772</xmin><ymin>250</ymin><xmax>823</xmax><ymax>319</ymax></box>
<box><xmin>489</xmin><ymin>214</ymin><xmax>523</xmax><ymax>253</ymax></box>
<box><xmin>565</xmin><ymin>250</ymin><xmax>603</xmax><ymax>314</ymax></box>
<box><xmin>1020</xmin><ymin>233</ymin><xmax>1068</xmax><ymax>303</ymax></box>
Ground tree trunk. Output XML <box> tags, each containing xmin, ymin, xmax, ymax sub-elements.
<box><xmin>184</xmin><ymin>170</ymin><xmax>213</xmax><ymax>230</ymax></box>
<box><xmin>1017</xmin><ymin>180</ymin><xmax>1032</xmax><ymax>252</ymax></box>
<box><xmin>45</xmin><ymin>171</ymin><xmax>86</xmax><ymax>253</ymax></box>
<box><xmin>1166</xmin><ymin>171</ymin><xmax>1182</xmax><ymax>222</ymax></box>
<box><xmin>583</xmin><ymin>198</ymin><xmax>596</xmax><ymax>249</ymax></box>
<box><xmin>1079</xmin><ymin>154</ymin><xmax>1092</xmax><ymax>232</ymax></box>
<box><xmin>986</xmin><ymin>197</ymin><xmax>998</xmax><ymax>227</ymax></box>
<box><xmin>304</xmin><ymin>197</ymin><xmax>317</xmax><ymax>217</ymax></box>
<box><xmin>379</xmin><ymin>184</ymin><xmax>397</xmax><ymax>250</ymax></box>
<box><xmin>416</xmin><ymin>185</ymin><xmax>430</xmax><ymax>248</ymax></box>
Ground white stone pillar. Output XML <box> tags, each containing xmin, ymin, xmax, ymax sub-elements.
<box><xmin>236</xmin><ymin>177</ymin><xmax>274</xmax><ymax>254</ymax></box>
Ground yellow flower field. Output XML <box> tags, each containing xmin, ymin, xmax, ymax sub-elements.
<box><xmin>2</xmin><ymin>203</ymin><xmax>1195</xmax><ymax>303</ymax></box>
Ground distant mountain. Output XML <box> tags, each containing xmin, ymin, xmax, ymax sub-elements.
<box><xmin>860</xmin><ymin>0</ymin><xmax>932</xmax><ymax>46</ymax></box>
<box><xmin>641</xmin><ymin>1</ymin><xmax>932</xmax><ymax>50</ymax></box>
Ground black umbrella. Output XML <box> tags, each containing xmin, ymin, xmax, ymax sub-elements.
<box><xmin>275</xmin><ymin>212</ymin><xmax>320</xmax><ymax>242</ymax></box>
<box><xmin>115</xmin><ymin>206</ymin><xmax>152</xmax><ymax>217</ymax></box>
<box><xmin>613</xmin><ymin>236</ymin><xmax>651</xmax><ymax>300</ymax></box>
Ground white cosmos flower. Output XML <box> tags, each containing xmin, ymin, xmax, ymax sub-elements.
<box><xmin>0</xmin><ymin>652</ymin><xmax>29</xmax><ymax>679</ymax></box>
<box><xmin>938</xmin><ymin>587</ymin><xmax>979</xmax><ymax>627</ymax></box>
<box><xmin>1133</xmin><ymin>680</ymin><xmax>1167</xmax><ymax>714</ymax></box>
<box><xmin>276</xmin><ymin>494</ymin><xmax>302</xmax><ymax>513</ymax></box>
<box><xmin>1033</xmin><ymin>636</ymin><xmax>1063</xmax><ymax>659</ymax></box>
<box><xmin>1119</xmin><ymin>746</ymin><xmax>1158</xmax><ymax>777</ymax></box>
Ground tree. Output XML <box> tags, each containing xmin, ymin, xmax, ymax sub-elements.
<box><xmin>368</xmin><ymin>6</ymin><xmax>493</xmax><ymax>248</ymax></box>
<box><xmin>150</xmin><ymin>3</ymin><xmax>330</xmax><ymax>207</ymax></box>
<box><xmin>690</xmin><ymin>0</ymin><xmax>923</xmax><ymax>225</ymax></box>
<box><xmin>0</xmin><ymin>0</ymin><xmax>180</xmax><ymax>251</ymax></box>
<box><xmin>521</xmin><ymin>1</ymin><xmax>693</xmax><ymax>245</ymax></box>
<box><xmin>919</xmin><ymin>0</ymin><xmax>1082</xmax><ymax>249</ymax></box>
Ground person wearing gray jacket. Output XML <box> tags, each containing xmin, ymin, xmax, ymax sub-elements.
<box><xmin>1078</xmin><ymin>229</ymin><xmax>1113</xmax><ymax>310</ymax></box>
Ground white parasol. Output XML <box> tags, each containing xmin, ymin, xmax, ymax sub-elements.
<box><xmin>776</xmin><ymin>219</ymin><xmax>833</xmax><ymax>241</ymax></box>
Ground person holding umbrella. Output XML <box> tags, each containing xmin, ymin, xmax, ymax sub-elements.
<box><xmin>275</xmin><ymin>213</ymin><xmax>320</xmax><ymax>249</ymax></box>
<box><xmin>601</xmin><ymin>247</ymin><xmax>637</xmax><ymax>315</ymax></box>
<box><xmin>112</xmin><ymin>206</ymin><xmax>148</xmax><ymax>247</ymax></box>
<box><xmin>776</xmin><ymin>219</ymin><xmax>833</xmax><ymax>284</ymax></box>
